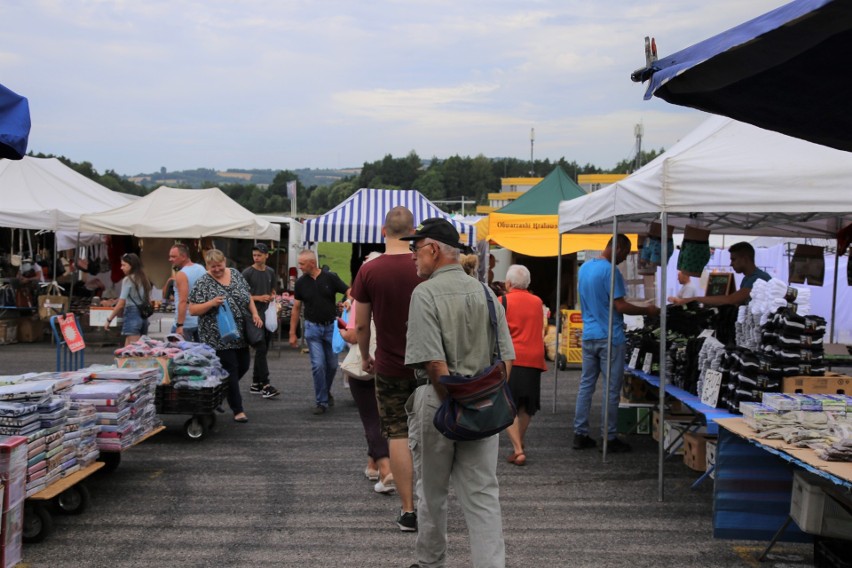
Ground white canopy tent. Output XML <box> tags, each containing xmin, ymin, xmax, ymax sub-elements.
<box><xmin>558</xmin><ymin>116</ymin><xmax>852</xmax><ymax>236</ymax></box>
<box><xmin>0</xmin><ymin>156</ymin><xmax>133</xmax><ymax>232</ymax></box>
<box><xmin>556</xmin><ymin>116</ymin><xmax>852</xmax><ymax>500</ymax></box>
<box><xmin>80</xmin><ymin>186</ymin><xmax>280</xmax><ymax>241</ymax></box>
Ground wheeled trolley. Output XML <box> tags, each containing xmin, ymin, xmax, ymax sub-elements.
<box><xmin>23</xmin><ymin>461</ymin><xmax>104</xmax><ymax>543</ymax></box>
<box><xmin>154</xmin><ymin>382</ymin><xmax>228</xmax><ymax>441</ymax></box>
<box><xmin>97</xmin><ymin>425</ymin><xmax>166</xmax><ymax>473</ymax></box>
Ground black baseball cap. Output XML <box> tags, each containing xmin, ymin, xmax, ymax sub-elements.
<box><xmin>400</xmin><ymin>218</ymin><xmax>468</xmax><ymax>251</ymax></box>
<box><xmin>252</xmin><ymin>243</ymin><xmax>269</xmax><ymax>254</ymax></box>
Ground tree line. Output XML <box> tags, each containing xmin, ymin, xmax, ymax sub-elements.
<box><xmin>28</xmin><ymin>148</ymin><xmax>662</xmax><ymax>216</ymax></box>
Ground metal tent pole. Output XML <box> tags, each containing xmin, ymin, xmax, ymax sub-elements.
<box><xmin>657</xmin><ymin>212</ymin><xmax>669</xmax><ymax>501</ymax></box>
<box><xmin>602</xmin><ymin>217</ymin><xmax>618</xmax><ymax>462</ymax></box>
<box><xmin>830</xmin><ymin>249</ymin><xmax>839</xmax><ymax>343</ymax></box>
<box><xmin>553</xmin><ymin>234</ymin><xmax>563</xmax><ymax>413</ymax></box>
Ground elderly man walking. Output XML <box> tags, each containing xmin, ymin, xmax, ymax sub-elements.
<box><xmin>402</xmin><ymin>218</ymin><xmax>515</xmax><ymax>568</ymax></box>
<box><xmin>289</xmin><ymin>249</ymin><xmax>350</xmax><ymax>414</ymax></box>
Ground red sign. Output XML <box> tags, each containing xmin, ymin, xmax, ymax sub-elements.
<box><xmin>58</xmin><ymin>314</ymin><xmax>86</xmax><ymax>352</ymax></box>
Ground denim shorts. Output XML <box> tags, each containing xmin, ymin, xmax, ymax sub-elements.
<box><xmin>121</xmin><ymin>304</ymin><xmax>149</xmax><ymax>336</ymax></box>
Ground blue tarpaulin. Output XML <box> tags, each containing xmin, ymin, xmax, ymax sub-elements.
<box><xmin>0</xmin><ymin>83</ymin><xmax>31</xmax><ymax>160</ymax></box>
<box><xmin>636</xmin><ymin>0</ymin><xmax>852</xmax><ymax>152</ymax></box>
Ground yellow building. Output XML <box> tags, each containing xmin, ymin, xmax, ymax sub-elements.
<box><xmin>577</xmin><ymin>173</ymin><xmax>627</xmax><ymax>193</ymax></box>
<box><xmin>476</xmin><ymin>176</ymin><xmax>544</xmax><ymax>213</ymax></box>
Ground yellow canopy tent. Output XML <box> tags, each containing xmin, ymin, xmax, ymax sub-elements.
<box><xmin>486</xmin><ymin>167</ymin><xmax>635</xmax><ymax>256</ymax></box>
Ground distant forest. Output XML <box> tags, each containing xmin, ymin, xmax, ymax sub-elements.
<box><xmin>27</xmin><ymin>149</ymin><xmax>662</xmax><ymax>216</ymax></box>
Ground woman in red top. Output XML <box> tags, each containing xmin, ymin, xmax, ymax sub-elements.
<box><xmin>502</xmin><ymin>264</ymin><xmax>547</xmax><ymax>466</ymax></box>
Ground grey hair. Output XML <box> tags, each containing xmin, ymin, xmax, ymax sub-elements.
<box><xmin>298</xmin><ymin>249</ymin><xmax>318</xmax><ymax>263</ymax></box>
<box><xmin>505</xmin><ymin>264</ymin><xmax>531</xmax><ymax>289</ymax></box>
<box><xmin>433</xmin><ymin>241</ymin><xmax>460</xmax><ymax>261</ymax></box>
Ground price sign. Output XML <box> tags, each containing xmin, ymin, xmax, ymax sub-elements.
<box><xmin>629</xmin><ymin>348</ymin><xmax>640</xmax><ymax>369</ymax></box>
<box><xmin>701</xmin><ymin>369</ymin><xmax>724</xmax><ymax>407</ymax></box>
<box><xmin>642</xmin><ymin>353</ymin><xmax>654</xmax><ymax>374</ymax></box>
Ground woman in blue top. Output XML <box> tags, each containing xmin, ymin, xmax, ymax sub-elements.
<box><xmin>103</xmin><ymin>253</ymin><xmax>153</xmax><ymax>345</ymax></box>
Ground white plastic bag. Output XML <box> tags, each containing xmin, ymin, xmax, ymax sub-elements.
<box><xmin>264</xmin><ymin>301</ymin><xmax>278</xmax><ymax>333</ymax></box>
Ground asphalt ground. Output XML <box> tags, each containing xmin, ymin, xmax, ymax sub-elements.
<box><xmin>2</xmin><ymin>339</ymin><xmax>816</xmax><ymax>568</ymax></box>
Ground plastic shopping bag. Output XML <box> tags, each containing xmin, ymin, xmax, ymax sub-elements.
<box><xmin>217</xmin><ymin>299</ymin><xmax>240</xmax><ymax>342</ymax></box>
<box><xmin>264</xmin><ymin>301</ymin><xmax>278</xmax><ymax>333</ymax></box>
<box><xmin>331</xmin><ymin>308</ymin><xmax>349</xmax><ymax>354</ymax></box>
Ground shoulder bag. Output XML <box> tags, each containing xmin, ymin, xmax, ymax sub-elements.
<box><xmin>432</xmin><ymin>283</ymin><xmax>517</xmax><ymax>441</ymax></box>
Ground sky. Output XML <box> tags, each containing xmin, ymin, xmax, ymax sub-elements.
<box><xmin>3</xmin><ymin>0</ymin><xmax>789</xmax><ymax>177</ymax></box>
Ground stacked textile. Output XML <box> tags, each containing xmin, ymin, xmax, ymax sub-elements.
<box><xmin>170</xmin><ymin>343</ymin><xmax>227</xmax><ymax>389</ymax></box>
<box><xmin>68</xmin><ymin>382</ymin><xmax>134</xmax><ymax>452</ymax></box>
<box><xmin>758</xmin><ymin>307</ymin><xmax>826</xmax><ymax>377</ymax></box>
<box><xmin>36</xmin><ymin>396</ymin><xmax>71</xmax><ymax>491</ymax></box>
<box><xmin>0</xmin><ymin>437</ymin><xmax>27</xmax><ymax>568</ymax></box>
<box><xmin>68</xmin><ymin>367</ymin><xmax>162</xmax><ymax>452</ymax></box>
<box><xmin>65</xmin><ymin>400</ymin><xmax>99</xmax><ymax>470</ymax></box>
<box><xmin>89</xmin><ymin>367</ymin><xmax>161</xmax><ymax>443</ymax></box>
<box><xmin>742</xmin><ymin>393</ymin><xmax>852</xmax><ymax>462</ymax></box>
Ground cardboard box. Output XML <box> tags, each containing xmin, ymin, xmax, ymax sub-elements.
<box><xmin>115</xmin><ymin>356</ymin><xmax>172</xmax><ymax>384</ymax></box>
<box><xmin>621</xmin><ymin>373</ymin><xmax>651</xmax><ymax>403</ymax></box>
<box><xmin>705</xmin><ymin>439</ymin><xmax>717</xmax><ymax>479</ymax></box>
<box><xmin>0</xmin><ymin>321</ymin><xmax>17</xmax><ymax>345</ymax></box>
<box><xmin>651</xmin><ymin>411</ymin><xmax>702</xmax><ymax>455</ymax></box>
<box><xmin>782</xmin><ymin>374</ymin><xmax>851</xmax><ymax>395</ymax></box>
<box><xmin>15</xmin><ymin>317</ymin><xmax>46</xmax><ymax>343</ymax></box>
<box><xmin>683</xmin><ymin>432</ymin><xmax>716</xmax><ymax>472</ymax></box>
<box><xmin>617</xmin><ymin>403</ymin><xmax>653</xmax><ymax>435</ymax></box>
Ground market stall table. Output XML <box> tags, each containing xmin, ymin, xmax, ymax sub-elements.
<box><xmin>713</xmin><ymin>417</ymin><xmax>852</xmax><ymax>546</ymax></box>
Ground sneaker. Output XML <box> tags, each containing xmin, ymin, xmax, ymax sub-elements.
<box><xmin>572</xmin><ymin>434</ymin><xmax>597</xmax><ymax>450</ymax></box>
<box><xmin>601</xmin><ymin>438</ymin><xmax>632</xmax><ymax>453</ymax></box>
<box><xmin>328</xmin><ymin>393</ymin><xmax>335</xmax><ymax>407</ymax></box>
<box><xmin>249</xmin><ymin>383</ymin><xmax>263</xmax><ymax>394</ymax></box>
<box><xmin>374</xmin><ymin>476</ymin><xmax>396</xmax><ymax>494</ymax></box>
<box><xmin>397</xmin><ymin>510</ymin><xmax>417</xmax><ymax>532</ymax></box>
<box><xmin>261</xmin><ymin>385</ymin><xmax>280</xmax><ymax>399</ymax></box>
<box><xmin>312</xmin><ymin>405</ymin><xmax>326</xmax><ymax>415</ymax></box>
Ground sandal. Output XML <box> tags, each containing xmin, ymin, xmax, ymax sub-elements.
<box><xmin>234</xmin><ymin>413</ymin><xmax>249</xmax><ymax>423</ymax></box>
<box><xmin>511</xmin><ymin>452</ymin><xmax>526</xmax><ymax>466</ymax></box>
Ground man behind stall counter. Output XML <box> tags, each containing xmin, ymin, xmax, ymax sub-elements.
<box><xmin>671</xmin><ymin>241</ymin><xmax>770</xmax><ymax>307</ymax></box>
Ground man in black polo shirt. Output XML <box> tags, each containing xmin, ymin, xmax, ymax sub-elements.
<box><xmin>289</xmin><ymin>249</ymin><xmax>350</xmax><ymax>414</ymax></box>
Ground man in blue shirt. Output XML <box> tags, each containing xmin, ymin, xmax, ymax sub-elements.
<box><xmin>574</xmin><ymin>234</ymin><xmax>660</xmax><ymax>452</ymax></box>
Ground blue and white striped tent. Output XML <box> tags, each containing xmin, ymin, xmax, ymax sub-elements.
<box><xmin>302</xmin><ymin>188</ymin><xmax>476</xmax><ymax>247</ymax></box>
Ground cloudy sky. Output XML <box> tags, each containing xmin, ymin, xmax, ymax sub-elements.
<box><xmin>3</xmin><ymin>0</ymin><xmax>787</xmax><ymax>176</ymax></box>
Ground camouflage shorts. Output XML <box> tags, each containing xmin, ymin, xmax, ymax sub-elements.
<box><xmin>375</xmin><ymin>373</ymin><xmax>418</xmax><ymax>439</ymax></box>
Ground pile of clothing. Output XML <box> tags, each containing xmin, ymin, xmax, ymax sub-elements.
<box><xmin>740</xmin><ymin>393</ymin><xmax>852</xmax><ymax>462</ymax></box>
<box><xmin>68</xmin><ymin>367</ymin><xmax>161</xmax><ymax>453</ymax></box>
<box><xmin>0</xmin><ymin>371</ymin><xmax>95</xmax><ymax>497</ymax></box>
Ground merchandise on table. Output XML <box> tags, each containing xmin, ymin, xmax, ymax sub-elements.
<box><xmin>741</xmin><ymin>392</ymin><xmax>852</xmax><ymax>462</ymax></box>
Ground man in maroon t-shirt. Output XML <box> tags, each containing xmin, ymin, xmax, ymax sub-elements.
<box><xmin>351</xmin><ymin>206</ymin><xmax>423</xmax><ymax>532</ymax></box>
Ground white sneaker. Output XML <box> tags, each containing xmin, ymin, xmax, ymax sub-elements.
<box><xmin>374</xmin><ymin>476</ymin><xmax>396</xmax><ymax>494</ymax></box>
<box><xmin>364</xmin><ymin>467</ymin><xmax>380</xmax><ymax>481</ymax></box>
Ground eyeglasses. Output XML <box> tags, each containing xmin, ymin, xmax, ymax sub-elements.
<box><xmin>410</xmin><ymin>241</ymin><xmax>434</xmax><ymax>254</ymax></box>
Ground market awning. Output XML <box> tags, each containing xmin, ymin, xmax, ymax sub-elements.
<box><xmin>489</xmin><ymin>166</ymin><xmax>631</xmax><ymax>256</ymax></box>
<box><xmin>634</xmin><ymin>0</ymin><xmax>852</xmax><ymax>152</ymax></box>
<box><xmin>302</xmin><ymin>188</ymin><xmax>475</xmax><ymax>246</ymax></box>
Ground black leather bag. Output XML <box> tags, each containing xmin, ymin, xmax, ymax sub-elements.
<box><xmin>243</xmin><ymin>312</ymin><xmax>265</xmax><ymax>346</ymax></box>
<box><xmin>432</xmin><ymin>283</ymin><xmax>516</xmax><ymax>441</ymax></box>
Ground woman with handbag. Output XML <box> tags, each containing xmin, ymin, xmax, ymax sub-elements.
<box><xmin>103</xmin><ymin>253</ymin><xmax>153</xmax><ymax>346</ymax></box>
<box><xmin>189</xmin><ymin>249</ymin><xmax>263</xmax><ymax>424</ymax></box>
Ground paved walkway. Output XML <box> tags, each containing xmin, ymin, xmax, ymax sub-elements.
<box><xmin>2</xmin><ymin>341</ymin><xmax>814</xmax><ymax>567</ymax></box>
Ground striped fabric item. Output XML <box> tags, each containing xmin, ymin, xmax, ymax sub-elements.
<box><xmin>302</xmin><ymin>188</ymin><xmax>476</xmax><ymax>246</ymax></box>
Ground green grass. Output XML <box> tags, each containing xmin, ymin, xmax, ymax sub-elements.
<box><xmin>317</xmin><ymin>242</ymin><xmax>353</xmax><ymax>284</ymax></box>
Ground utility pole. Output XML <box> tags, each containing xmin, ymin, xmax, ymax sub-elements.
<box><xmin>529</xmin><ymin>127</ymin><xmax>535</xmax><ymax>176</ymax></box>
<box><xmin>633</xmin><ymin>123</ymin><xmax>644</xmax><ymax>172</ymax></box>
